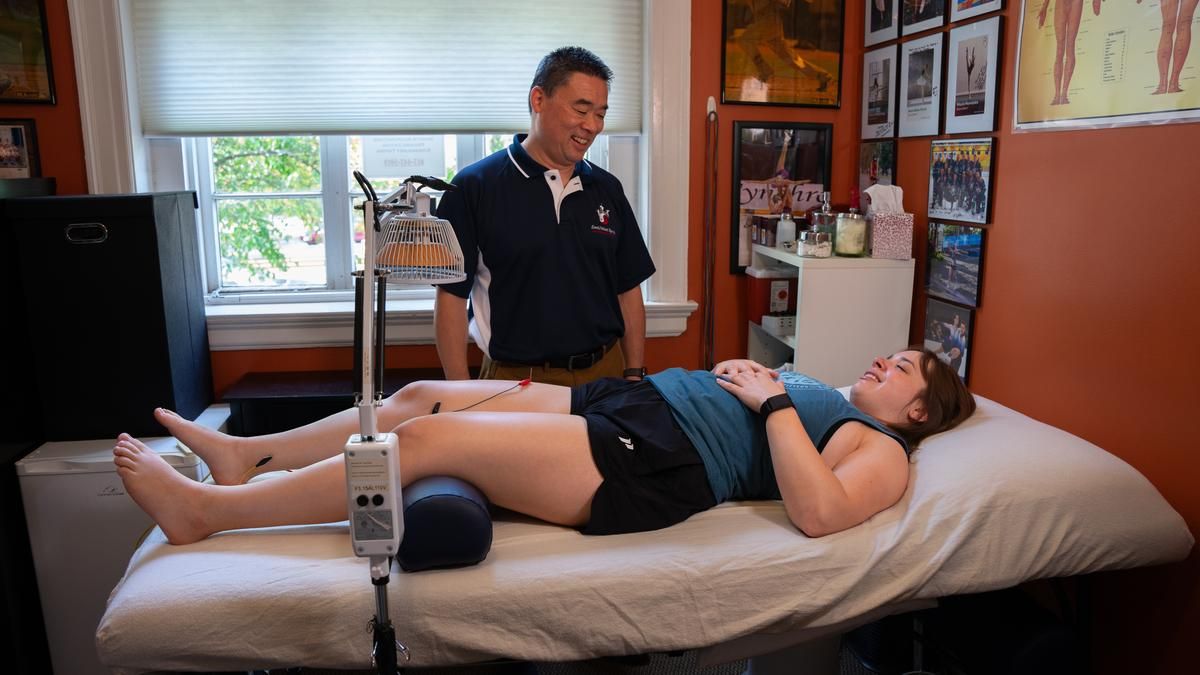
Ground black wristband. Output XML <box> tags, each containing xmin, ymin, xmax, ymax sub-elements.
<box><xmin>623</xmin><ymin>367</ymin><xmax>647</xmax><ymax>378</ymax></box>
<box><xmin>759</xmin><ymin>393</ymin><xmax>794</xmax><ymax>417</ymax></box>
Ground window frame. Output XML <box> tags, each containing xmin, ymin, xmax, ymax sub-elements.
<box><xmin>191</xmin><ymin>134</ymin><xmax>632</xmax><ymax>304</ymax></box>
<box><xmin>68</xmin><ymin>0</ymin><xmax>694</xmax><ymax>347</ymax></box>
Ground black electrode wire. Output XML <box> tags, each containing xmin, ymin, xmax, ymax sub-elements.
<box><xmin>701</xmin><ymin>102</ymin><xmax>720</xmax><ymax>370</ymax></box>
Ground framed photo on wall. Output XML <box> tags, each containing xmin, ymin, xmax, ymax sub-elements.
<box><xmin>898</xmin><ymin>32</ymin><xmax>943</xmax><ymax>137</ymax></box>
<box><xmin>928</xmin><ymin>137</ymin><xmax>994</xmax><ymax>224</ymax></box>
<box><xmin>865</xmin><ymin>0</ymin><xmax>900</xmax><ymax>47</ymax></box>
<box><xmin>0</xmin><ymin>0</ymin><xmax>55</xmax><ymax>104</ymax></box>
<box><xmin>927</xmin><ymin>222</ymin><xmax>985</xmax><ymax>307</ymax></box>
<box><xmin>721</xmin><ymin>0</ymin><xmax>844</xmax><ymax>107</ymax></box>
<box><xmin>730</xmin><ymin>121</ymin><xmax>833</xmax><ymax>271</ymax></box>
<box><xmin>944</xmin><ymin>16</ymin><xmax>1002</xmax><ymax>134</ymax></box>
<box><xmin>862</xmin><ymin>46</ymin><xmax>898</xmax><ymax>139</ymax></box>
<box><xmin>0</xmin><ymin>119</ymin><xmax>39</xmax><ymax>178</ymax></box>
<box><xmin>858</xmin><ymin>139</ymin><xmax>896</xmax><ymax>195</ymax></box>
<box><xmin>949</xmin><ymin>0</ymin><xmax>1003</xmax><ymax>23</ymax></box>
<box><xmin>924</xmin><ymin>297</ymin><xmax>974</xmax><ymax>382</ymax></box>
<box><xmin>901</xmin><ymin>0</ymin><xmax>946</xmax><ymax>36</ymax></box>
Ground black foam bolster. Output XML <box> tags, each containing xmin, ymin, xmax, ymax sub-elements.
<box><xmin>395</xmin><ymin>476</ymin><xmax>493</xmax><ymax>572</ymax></box>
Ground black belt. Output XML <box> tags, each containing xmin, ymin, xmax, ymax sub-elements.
<box><xmin>503</xmin><ymin>338</ymin><xmax>618</xmax><ymax>371</ymax></box>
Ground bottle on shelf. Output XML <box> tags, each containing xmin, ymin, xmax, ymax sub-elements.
<box><xmin>808</xmin><ymin>192</ymin><xmax>837</xmax><ymax>245</ymax></box>
<box><xmin>776</xmin><ymin>208</ymin><xmax>796</xmax><ymax>251</ymax></box>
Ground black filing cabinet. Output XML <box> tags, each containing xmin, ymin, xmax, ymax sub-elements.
<box><xmin>6</xmin><ymin>192</ymin><xmax>213</xmax><ymax>440</ymax></box>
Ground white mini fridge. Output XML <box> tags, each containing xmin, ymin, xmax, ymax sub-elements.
<box><xmin>16</xmin><ymin>405</ymin><xmax>228</xmax><ymax>675</ymax></box>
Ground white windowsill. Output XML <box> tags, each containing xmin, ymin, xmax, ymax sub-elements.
<box><xmin>206</xmin><ymin>299</ymin><xmax>697</xmax><ymax>351</ymax></box>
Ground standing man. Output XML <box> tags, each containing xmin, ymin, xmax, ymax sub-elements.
<box><xmin>434</xmin><ymin>47</ymin><xmax>655</xmax><ymax>386</ymax></box>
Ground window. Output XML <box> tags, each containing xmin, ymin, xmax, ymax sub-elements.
<box><xmin>192</xmin><ymin>133</ymin><xmax>633</xmax><ymax>300</ymax></box>
<box><xmin>72</xmin><ymin>0</ymin><xmax>692</xmax><ymax>347</ymax></box>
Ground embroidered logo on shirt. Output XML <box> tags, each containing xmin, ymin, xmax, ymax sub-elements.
<box><xmin>591</xmin><ymin>205</ymin><xmax>616</xmax><ymax>236</ymax></box>
<box><xmin>618</xmin><ymin>435</ymin><xmax>635</xmax><ymax>451</ymax></box>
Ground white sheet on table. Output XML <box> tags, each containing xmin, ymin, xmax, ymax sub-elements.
<box><xmin>97</xmin><ymin>395</ymin><xmax>1193</xmax><ymax>673</ymax></box>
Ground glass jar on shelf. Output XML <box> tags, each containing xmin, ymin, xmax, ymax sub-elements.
<box><xmin>798</xmin><ymin>230</ymin><xmax>832</xmax><ymax>258</ymax></box>
<box><xmin>834</xmin><ymin>211</ymin><xmax>868</xmax><ymax>257</ymax></box>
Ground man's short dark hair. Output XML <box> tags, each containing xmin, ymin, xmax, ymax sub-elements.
<box><xmin>530</xmin><ymin>46</ymin><xmax>613</xmax><ymax>99</ymax></box>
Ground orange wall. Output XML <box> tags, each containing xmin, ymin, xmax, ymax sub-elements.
<box><xmin>941</xmin><ymin>6</ymin><xmax>1200</xmax><ymax>672</ymax></box>
<box><xmin>42</xmin><ymin>0</ymin><xmax>1199</xmax><ymax>671</ymax></box>
<box><xmin>692</xmin><ymin>0</ymin><xmax>865</xmax><ymax>367</ymax></box>
<box><xmin>861</xmin><ymin>3</ymin><xmax>1200</xmax><ymax>672</ymax></box>
<box><xmin>693</xmin><ymin>1</ymin><xmax>1200</xmax><ymax>672</ymax></box>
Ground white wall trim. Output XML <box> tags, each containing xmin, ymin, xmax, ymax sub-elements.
<box><xmin>67</xmin><ymin>0</ymin><xmax>146</xmax><ymax>194</ymax></box>
<box><xmin>645</xmin><ymin>0</ymin><xmax>691</xmax><ymax>305</ymax></box>
<box><xmin>207</xmin><ymin>300</ymin><xmax>697</xmax><ymax>351</ymax></box>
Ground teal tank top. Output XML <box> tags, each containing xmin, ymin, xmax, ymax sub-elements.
<box><xmin>647</xmin><ymin>369</ymin><xmax>908</xmax><ymax>503</ymax></box>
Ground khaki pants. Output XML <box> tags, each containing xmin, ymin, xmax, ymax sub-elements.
<box><xmin>479</xmin><ymin>342</ymin><xmax>626</xmax><ymax>387</ymax></box>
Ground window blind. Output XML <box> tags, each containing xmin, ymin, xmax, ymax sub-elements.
<box><xmin>129</xmin><ymin>0</ymin><xmax>643</xmax><ymax>136</ymax></box>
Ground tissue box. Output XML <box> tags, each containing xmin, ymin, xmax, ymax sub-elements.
<box><xmin>870</xmin><ymin>212</ymin><xmax>914</xmax><ymax>260</ymax></box>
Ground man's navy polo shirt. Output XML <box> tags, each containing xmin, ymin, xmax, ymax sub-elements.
<box><xmin>437</xmin><ymin>134</ymin><xmax>655</xmax><ymax>364</ymax></box>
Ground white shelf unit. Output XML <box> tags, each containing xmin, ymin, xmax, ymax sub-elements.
<box><xmin>748</xmin><ymin>245</ymin><xmax>915</xmax><ymax>387</ymax></box>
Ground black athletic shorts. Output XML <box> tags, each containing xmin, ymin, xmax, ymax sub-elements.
<box><xmin>570</xmin><ymin>378</ymin><xmax>717</xmax><ymax>535</ymax></box>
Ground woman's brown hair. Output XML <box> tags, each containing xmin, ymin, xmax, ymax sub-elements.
<box><xmin>888</xmin><ymin>348</ymin><xmax>976</xmax><ymax>448</ymax></box>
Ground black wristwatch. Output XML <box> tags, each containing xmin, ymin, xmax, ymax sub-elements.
<box><xmin>623</xmin><ymin>367</ymin><xmax>647</xmax><ymax>379</ymax></box>
<box><xmin>759</xmin><ymin>393</ymin><xmax>793</xmax><ymax>417</ymax></box>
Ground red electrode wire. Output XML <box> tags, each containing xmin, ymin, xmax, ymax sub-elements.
<box><xmin>448</xmin><ymin>378</ymin><xmax>532</xmax><ymax>413</ymax></box>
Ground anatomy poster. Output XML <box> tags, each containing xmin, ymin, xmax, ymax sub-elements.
<box><xmin>1016</xmin><ymin>0</ymin><xmax>1200</xmax><ymax>130</ymax></box>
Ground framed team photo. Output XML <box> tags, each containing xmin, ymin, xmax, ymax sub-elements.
<box><xmin>949</xmin><ymin>0</ymin><xmax>1003</xmax><ymax>23</ymax></box>
<box><xmin>901</xmin><ymin>0</ymin><xmax>946</xmax><ymax>36</ymax></box>
<box><xmin>865</xmin><ymin>0</ymin><xmax>900</xmax><ymax>47</ymax></box>
<box><xmin>924</xmin><ymin>297</ymin><xmax>974</xmax><ymax>382</ymax></box>
<box><xmin>862</xmin><ymin>46</ymin><xmax>898</xmax><ymax>139</ymax></box>
<box><xmin>898</xmin><ymin>32</ymin><xmax>943</xmax><ymax>137</ymax></box>
<box><xmin>858</xmin><ymin>139</ymin><xmax>896</xmax><ymax>195</ymax></box>
<box><xmin>927</xmin><ymin>137</ymin><xmax>994</xmax><ymax>224</ymax></box>
<box><xmin>927</xmin><ymin>222</ymin><xmax>985</xmax><ymax>307</ymax></box>
<box><xmin>944</xmin><ymin>15</ymin><xmax>1002</xmax><ymax>134</ymax></box>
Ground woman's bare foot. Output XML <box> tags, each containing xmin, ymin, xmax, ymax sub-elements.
<box><xmin>113</xmin><ymin>434</ymin><xmax>214</xmax><ymax>545</ymax></box>
<box><xmin>155</xmin><ymin>408</ymin><xmax>260</xmax><ymax>485</ymax></box>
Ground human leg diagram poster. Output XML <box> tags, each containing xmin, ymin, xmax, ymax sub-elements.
<box><xmin>1016</xmin><ymin>0</ymin><xmax>1200</xmax><ymax>130</ymax></box>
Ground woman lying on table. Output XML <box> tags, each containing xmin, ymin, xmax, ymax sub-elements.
<box><xmin>113</xmin><ymin>350</ymin><xmax>975</xmax><ymax>542</ymax></box>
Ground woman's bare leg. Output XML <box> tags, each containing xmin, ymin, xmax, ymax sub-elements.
<box><xmin>116</xmin><ymin>410</ymin><xmax>601</xmax><ymax>545</ymax></box>
<box><xmin>155</xmin><ymin>379</ymin><xmax>571</xmax><ymax>484</ymax></box>
<box><xmin>1169</xmin><ymin>0</ymin><xmax>1197</xmax><ymax>92</ymax></box>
